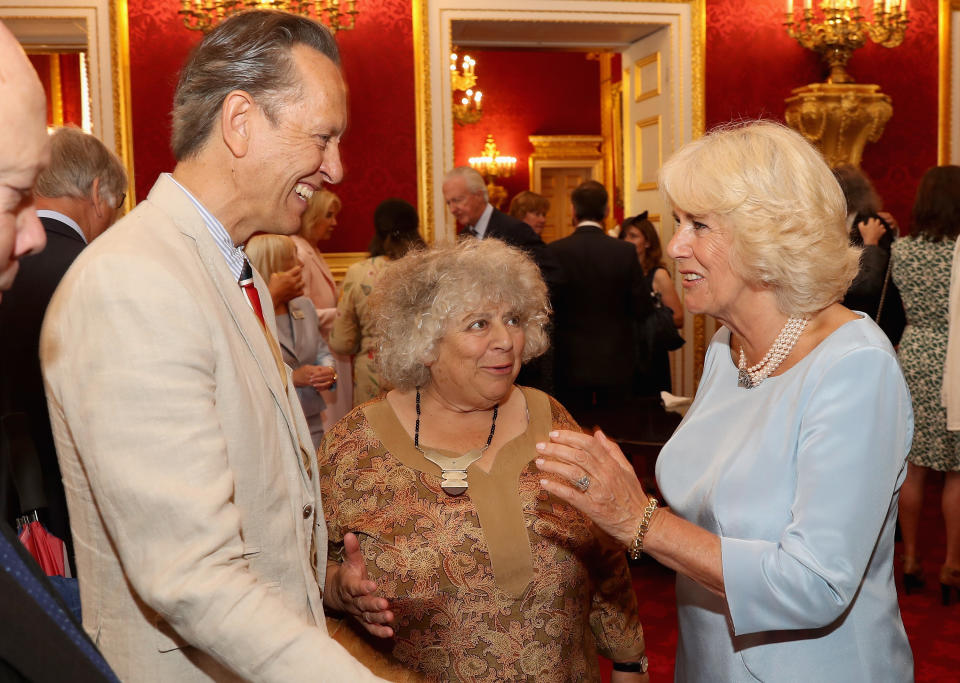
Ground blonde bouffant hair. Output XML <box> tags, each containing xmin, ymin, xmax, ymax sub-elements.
<box><xmin>299</xmin><ymin>188</ymin><xmax>341</xmax><ymax>241</ymax></box>
<box><xmin>370</xmin><ymin>239</ymin><xmax>551</xmax><ymax>391</ymax></box>
<box><xmin>659</xmin><ymin>120</ymin><xmax>859</xmax><ymax>316</ymax></box>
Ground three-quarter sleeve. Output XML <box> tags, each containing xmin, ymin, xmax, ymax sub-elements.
<box><xmin>587</xmin><ymin>539</ymin><xmax>647</xmax><ymax>662</ymax></box>
<box><xmin>721</xmin><ymin>346</ymin><xmax>911</xmax><ymax>634</ymax></box>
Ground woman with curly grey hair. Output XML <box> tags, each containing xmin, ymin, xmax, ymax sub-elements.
<box><xmin>537</xmin><ymin>121</ymin><xmax>914</xmax><ymax>681</ymax></box>
<box><xmin>317</xmin><ymin>238</ymin><xmax>648</xmax><ymax>681</ymax></box>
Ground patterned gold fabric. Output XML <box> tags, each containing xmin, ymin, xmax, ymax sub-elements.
<box><xmin>318</xmin><ymin>387</ymin><xmax>646</xmax><ymax>682</ymax></box>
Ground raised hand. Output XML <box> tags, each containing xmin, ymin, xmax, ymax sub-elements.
<box><xmin>324</xmin><ymin>532</ymin><xmax>395</xmax><ymax>638</ymax></box>
<box><xmin>536</xmin><ymin>429</ymin><xmax>650</xmax><ymax>547</ymax></box>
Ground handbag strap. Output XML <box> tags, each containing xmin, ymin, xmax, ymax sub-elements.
<box><xmin>876</xmin><ymin>238</ymin><xmax>896</xmax><ymax>323</ymax></box>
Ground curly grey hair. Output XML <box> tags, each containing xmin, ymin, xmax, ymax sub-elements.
<box><xmin>370</xmin><ymin>239</ymin><xmax>550</xmax><ymax>390</ymax></box>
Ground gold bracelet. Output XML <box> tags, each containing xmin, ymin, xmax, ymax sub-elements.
<box><xmin>629</xmin><ymin>497</ymin><xmax>659</xmax><ymax>561</ymax></box>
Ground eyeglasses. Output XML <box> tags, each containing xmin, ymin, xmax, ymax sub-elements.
<box><xmin>113</xmin><ymin>193</ymin><xmax>126</xmax><ymax>210</ymax></box>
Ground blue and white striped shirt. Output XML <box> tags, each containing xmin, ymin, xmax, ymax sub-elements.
<box><xmin>165</xmin><ymin>173</ymin><xmax>247</xmax><ymax>280</ymax></box>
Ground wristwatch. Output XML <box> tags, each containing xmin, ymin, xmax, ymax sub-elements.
<box><xmin>612</xmin><ymin>655</ymin><xmax>648</xmax><ymax>673</ymax></box>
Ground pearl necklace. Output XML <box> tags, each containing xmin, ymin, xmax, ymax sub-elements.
<box><xmin>737</xmin><ymin>315</ymin><xmax>809</xmax><ymax>389</ymax></box>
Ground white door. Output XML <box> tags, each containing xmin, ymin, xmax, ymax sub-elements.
<box><xmin>621</xmin><ymin>26</ymin><xmax>673</xmax><ymax>231</ymax></box>
<box><xmin>621</xmin><ymin>27</ymin><xmax>698</xmax><ymax>397</ymax></box>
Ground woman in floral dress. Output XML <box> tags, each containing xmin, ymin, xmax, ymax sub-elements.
<box><xmin>891</xmin><ymin>165</ymin><xmax>960</xmax><ymax>602</ymax></box>
<box><xmin>329</xmin><ymin>199</ymin><xmax>424</xmax><ymax>405</ymax></box>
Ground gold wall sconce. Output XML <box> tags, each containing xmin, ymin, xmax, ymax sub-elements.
<box><xmin>783</xmin><ymin>1</ymin><xmax>908</xmax><ymax>167</ymax></box>
<box><xmin>178</xmin><ymin>0</ymin><xmax>359</xmax><ymax>34</ymax></box>
<box><xmin>451</xmin><ymin>48</ymin><xmax>483</xmax><ymax>125</ymax></box>
<box><xmin>468</xmin><ymin>134</ymin><xmax>516</xmax><ymax>209</ymax></box>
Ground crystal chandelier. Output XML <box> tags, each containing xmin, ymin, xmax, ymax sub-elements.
<box><xmin>468</xmin><ymin>135</ymin><xmax>516</xmax><ymax>209</ymax></box>
<box><xmin>451</xmin><ymin>48</ymin><xmax>483</xmax><ymax>126</ymax></box>
<box><xmin>179</xmin><ymin>0</ymin><xmax>359</xmax><ymax>34</ymax></box>
<box><xmin>784</xmin><ymin>0</ymin><xmax>908</xmax><ymax>83</ymax></box>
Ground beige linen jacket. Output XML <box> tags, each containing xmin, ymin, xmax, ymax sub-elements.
<box><xmin>40</xmin><ymin>175</ymin><xmax>384</xmax><ymax>682</ymax></box>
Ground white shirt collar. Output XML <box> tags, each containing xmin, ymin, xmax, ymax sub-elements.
<box><xmin>36</xmin><ymin>209</ymin><xmax>86</xmax><ymax>244</ymax></box>
<box><xmin>576</xmin><ymin>220</ymin><xmax>605</xmax><ymax>230</ymax></box>
<box><xmin>473</xmin><ymin>203</ymin><xmax>495</xmax><ymax>239</ymax></box>
<box><xmin>165</xmin><ymin>173</ymin><xmax>247</xmax><ymax>281</ymax></box>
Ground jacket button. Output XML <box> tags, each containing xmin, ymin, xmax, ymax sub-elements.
<box><xmin>302</xmin><ymin>504</ymin><xmax>313</xmax><ymax>519</ymax></box>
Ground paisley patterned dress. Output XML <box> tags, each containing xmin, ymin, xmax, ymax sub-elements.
<box><xmin>892</xmin><ymin>236</ymin><xmax>960</xmax><ymax>471</ymax></box>
<box><xmin>318</xmin><ymin>387</ymin><xmax>646</xmax><ymax>682</ymax></box>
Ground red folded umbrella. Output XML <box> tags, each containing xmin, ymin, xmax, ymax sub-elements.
<box><xmin>18</xmin><ymin>518</ymin><xmax>66</xmax><ymax>577</ymax></box>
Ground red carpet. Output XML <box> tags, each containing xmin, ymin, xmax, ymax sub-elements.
<box><xmin>598</xmin><ymin>474</ymin><xmax>959</xmax><ymax>681</ymax></box>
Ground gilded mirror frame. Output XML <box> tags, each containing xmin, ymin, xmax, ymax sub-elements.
<box><xmin>0</xmin><ymin>0</ymin><xmax>134</xmax><ymax>209</ymax></box>
<box><xmin>941</xmin><ymin>0</ymin><xmax>960</xmax><ymax>163</ymax></box>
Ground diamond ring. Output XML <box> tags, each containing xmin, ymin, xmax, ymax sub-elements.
<box><xmin>575</xmin><ymin>475</ymin><xmax>591</xmax><ymax>492</ymax></box>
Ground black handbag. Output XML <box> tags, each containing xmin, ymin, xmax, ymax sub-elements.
<box><xmin>647</xmin><ymin>291</ymin><xmax>685</xmax><ymax>351</ymax></box>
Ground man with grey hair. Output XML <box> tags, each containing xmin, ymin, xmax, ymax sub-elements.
<box><xmin>0</xmin><ymin>126</ymin><xmax>126</xmax><ymax>576</ymax></box>
<box><xmin>442</xmin><ymin>166</ymin><xmax>550</xmax><ymax>257</ymax></box>
<box><xmin>40</xmin><ymin>11</ymin><xmax>387</xmax><ymax>682</ymax></box>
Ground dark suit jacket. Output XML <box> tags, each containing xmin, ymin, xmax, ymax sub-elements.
<box><xmin>465</xmin><ymin>208</ymin><xmax>563</xmax><ymax>289</ymax></box>
<box><xmin>0</xmin><ymin>520</ymin><xmax>117</xmax><ymax>682</ymax></box>
<box><xmin>0</xmin><ymin>217</ymin><xmax>85</xmax><ymax>565</ymax></box>
<box><xmin>547</xmin><ymin>224</ymin><xmax>651</xmax><ymax>391</ymax></box>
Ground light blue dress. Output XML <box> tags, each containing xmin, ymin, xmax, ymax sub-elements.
<box><xmin>656</xmin><ymin>315</ymin><xmax>913</xmax><ymax>682</ymax></box>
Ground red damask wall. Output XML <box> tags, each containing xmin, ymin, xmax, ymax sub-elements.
<box><xmin>452</xmin><ymin>50</ymin><xmax>602</xmax><ymax>207</ymax></box>
<box><xmin>706</xmin><ymin>0</ymin><xmax>940</xmax><ymax>229</ymax></box>
<box><xmin>127</xmin><ymin>0</ymin><xmax>416</xmax><ymax>253</ymax></box>
<box><xmin>125</xmin><ymin>1</ymin><xmax>939</xmax><ymax>248</ymax></box>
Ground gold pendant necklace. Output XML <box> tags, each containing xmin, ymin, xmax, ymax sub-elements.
<box><xmin>414</xmin><ymin>387</ymin><xmax>498</xmax><ymax>496</ymax></box>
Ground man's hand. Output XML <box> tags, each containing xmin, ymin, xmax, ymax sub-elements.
<box><xmin>324</xmin><ymin>533</ymin><xmax>394</xmax><ymax>638</ymax></box>
<box><xmin>268</xmin><ymin>264</ymin><xmax>304</xmax><ymax>307</ymax></box>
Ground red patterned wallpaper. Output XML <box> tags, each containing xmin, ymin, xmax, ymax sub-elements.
<box><xmin>59</xmin><ymin>54</ymin><xmax>83</xmax><ymax>126</ymax></box>
<box><xmin>126</xmin><ymin>0</ymin><xmax>416</xmax><ymax>253</ymax></box>
<box><xmin>452</xmin><ymin>50</ymin><xmax>602</xmax><ymax>207</ymax></box>
<box><xmin>706</xmin><ymin>0</ymin><xmax>939</xmax><ymax>230</ymax></box>
<box><xmin>125</xmin><ymin>1</ymin><xmax>938</xmax><ymax>248</ymax></box>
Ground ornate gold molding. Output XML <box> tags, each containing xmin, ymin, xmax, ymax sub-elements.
<box><xmin>940</xmin><ymin>0</ymin><xmax>959</xmax><ymax>163</ymax></box>
<box><xmin>110</xmin><ymin>0</ymin><xmax>135</xmax><ymax>210</ymax></box>
<box><xmin>323</xmin><ymin>251</ymin><xmax>370</xmax><ymax>284</ymax></box>
<box><xmin>785</xmin><ymin>82</ymin><xmax>892</xmax><ymax>167</ymax></box>
<box><xmin>528</xmin><ymin>135</ymin><xmax>603</xmax><ymax>159</ymax></box>
<box><xmin>49</xmin><ymin>54</ymin><xmax>64</xmax><ymax>126</ymax></box>
<box><xmin>1</xmin><ymin>1</ymin><xmax>136</xmax><ymax>210</ymax></box>
<box><xmin>412</xmin><ymin>0</ymin><xmax>434</xmax><ymax>242</ymax></box>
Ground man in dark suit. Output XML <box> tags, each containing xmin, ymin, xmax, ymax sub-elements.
<box><xmin>0</xmin><ymin>20</ymin><xmax>118</xmax><ymax>682</ymax></box>
<box><xmin>442</xmin><ymin>166</ymin><xmax>559</xmax><ymax>283</ymax></box>
<box><xmin>547</xmin><ymin>180</ymin><xmax>651</xmax><ymax>427</ymax></box>
<box><xmin>0</xmin><ymin>127</ymin><xmax>127</xmax><ymax>571</ymax></box>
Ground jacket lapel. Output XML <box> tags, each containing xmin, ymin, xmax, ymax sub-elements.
<box><xmin>145</xmin><ymin>176</ymin><xmax>307</xmax><ymax>479</ymax></box>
